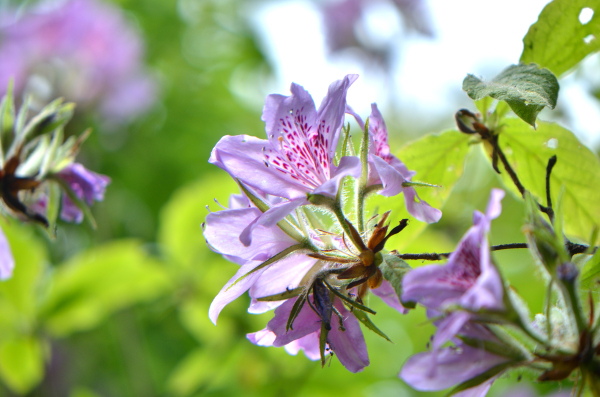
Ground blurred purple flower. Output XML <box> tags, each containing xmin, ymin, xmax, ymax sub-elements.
<box><xmin>210</xmin><ymin>75</ymin><xmax>361</xmax><ymax>245</ymax></box>
<box><xmin>0</xmin><ymin>0</ymin><xmax>156</xmax><ymax>122</ymax></box>
<box><xmin>348</xmin><ymin>103</ymin><xmax>441</xmax><ymax>223</ymax></box>
<box><xmin>402</xmin><ymin>189</ymin><xmax>505</xmax><ymax>350</ymax></box>
<box><xmin>56</xmin><ymin>162</ymin><xmax>110</xmax><ymax>223</ymax></box>
<box><xmin>0</xmin><ymin>227</ymin><xmax>14</xmax><ymax>280</ymax></box>
<box><xmin>321</xmin><ymin>0</ymin><xmax>433</xmax><ymax>59</ymax></box>
<box><xmin>204</xmin><ymin>192</ymin><xmax>318</xmax><ymax>324</ymax></box>
<box><xmin>247</xmin><ymin>295</ymin><xmax>369</xmax><ymax>373</ymax></box>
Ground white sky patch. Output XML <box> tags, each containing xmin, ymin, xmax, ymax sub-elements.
<box><xmin>251</xmin><ymin>0</ymin><xmax>600</xmax><ymax>147</ymax></box>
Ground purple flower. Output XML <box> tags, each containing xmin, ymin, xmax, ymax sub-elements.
<box><xmin>204</xmin><ymin>192</ymin><xmax>319</xmax><ymax>324</ymax></box>
<box><xmin>210</xmin><ymin>75</ymin><xmax>361</xmax><ymax>245</ymax></box>
<box><xmin>0</xmin><ymin>227</ymin><xmax>14</xmax><ymax>280</ymax></box>
<box><xmin>402</xmin><ymin>189</ymin><xmax>505</xmax><ymax>349</ymax></box>
<box><xmin>0</xmin><ymin>0</ymin><xmax>156</xmax><ymax>123</ymax></box>
<box><xmin>348</xmin><ymin>103</ymin><xmax>441</xmax><ymax>223</ymax></box>
<box><xmin>56</xmin><ymin>163</ymin><xmax>110</xmax><ymax>223</ymax></box>
<box><xmin>247</xmin><ymin>295</ymin><xmax>370</xmax><ymax>373</ymax></box>
<box><xmin>401</xmin><ymin>322</ymin><xmax>515</xmax><ymax>396</ymax></box>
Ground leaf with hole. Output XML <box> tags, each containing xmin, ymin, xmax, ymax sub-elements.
<box><xmin>521</xmin><ymin>0</ymin><xmax>600</xmax><ymax>77</ymax></box>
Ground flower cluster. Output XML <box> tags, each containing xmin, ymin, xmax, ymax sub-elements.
<box><xmin>205</xmin><ymin>75</ymin><xmax>440</xmax><ymax>372</ymax></box>
<box><xmin>0</xmin><ymin>0</ymin><xmax>155</xmax><ymax>123</ymax></box>
<box><xmin>0</xmin><ymin>90</ymin><xmax>109</xmax><ymax>279</ymax></box>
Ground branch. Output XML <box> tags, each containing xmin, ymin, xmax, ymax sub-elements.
<box><xmin>394</xmin><ymin>243</ymin><xmax>529</xmax><ymax>261</ymax></box>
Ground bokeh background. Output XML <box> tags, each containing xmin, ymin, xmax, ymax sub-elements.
<box><xmin>0</xmin><ymin>0</ymin><xmax>594</xmax><ymax>395</ymax></box>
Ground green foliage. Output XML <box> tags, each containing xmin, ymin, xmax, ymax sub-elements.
<box><xmin>40</xmin><ymin>240</ymin><xmax>172</xmax><ymax>337</ymax></box>
<box><xmin>0</xmin><ymin>336</ymin><xmax>44</xmax><ymax>394</ymax></box>
<box><xmin>580</xmin><ymin>245</ymin><xmax>600</xmax><ymax>288</ymax></box>
<box><xmin>463</xmin><ymin>64</ymin><xmax>558</xmax><ymax>127</ymax></box>
<box><xmin>521</xmin><ymin>0</ymin><xmax>600</xmax><ymax>77</ymax></box>
<box><xmin>366</xmin><ymin>130</ymin><xmax>470</xmax><ymax>247</ymax></box>
<box><xmin>0</xmin><ymin>219</ymin><xmax>47</xmax><ymax>394</ymax></box>
<box><xmin>497</xmin><ymin>118</ymin><xmax>600</xmax><ymax>239</ymax></box>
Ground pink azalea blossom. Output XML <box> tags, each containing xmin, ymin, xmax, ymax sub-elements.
<box><xmin>0</xmin><ymin>0</ymin><xmax>156</xmax><ymax>123</ymax></box>
<box><xmin>56</xmin><ymin>163</ymin><xmax>110</xmax><ymax>224</ymax></box>
<box><xmin>247</xmin><ymin>295</ymin><xmax>369</xmax><ymax>373</ymax></box>
<box><xmin>402</xmin><ymin>188</ymin><xmax>505</xmax><ymax>350</ymax></box>
<box><xmin>209</xmin><ymin>75</ymin><xmax>362</xmax><ymax>245</ymax></box>
<box><xmin>348</xmin><ymin>103</ymin><xmax>441</xmax><ymax>223</ymax></box>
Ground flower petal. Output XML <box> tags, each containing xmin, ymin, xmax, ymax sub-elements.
<box><xmin>371</xmin><ymin>279</ymin><xmax>408</xmax><ymax>314</ymax></box>
<box><xmin>0</xmin><ymin>227</ymin><xmax>14</xmax><ymax>280</ymax></box>
<box><xmin>327</xmin><ymin>301</ymin><xmax>369</xmax><ymax>372</ymax></box>
<box><xmin>268</xmin><ymin>297</ymin><xmax>321</xmax><ymax>347</ymax></box>
<box><xmin>239</xmin><ymin>198</ymin><xmax>307</xmax><ymax>246</ymax></box>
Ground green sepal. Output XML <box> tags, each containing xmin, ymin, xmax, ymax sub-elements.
<box><xmin>256</xmin><ymin>286</ymin><xmax>305</xmax><ymax>302</ymax></box>
<box><xmin>287</xmin><ymin>293</ymin><xmax>307</xmax><ymax>331</ymax></box>
<box><xmin>237</xmin><ymin>179</ymin><xmax>305</xmax><ymax>242</ymax></box>
<box><xmin>379</xmin><ymin>253</ymin><xmax>415</xmax><ymax>309</ymax></box>
<box><xmin>49</xmin><ymin>174</ymin><xmax>97</xmax><ymax>229</ymax></box>
<box><xmin>463</xmin><ymin>63</ymin><xmax>559</xmax><ymax>127</ymax></box>
<box><xmin>323</xmin><ymin>280</ymin><xmax>376</xmax><ymax>314</ymax></box>
<box><xmin>401</xmin><ymin>181</ymin><xmax>440</xmax><ymax>188</ymax></box>
<box><xmin>445</xmin><ymin>361</ymin><xmax>517</xmax><ymax>397</ymax></box>
<box><xmin>306</xmin><ymin>193</ymin><xmax>336</xmax><ymax>207</ymax></box>
<box><xmin>319</xmin><ymin>320</ymin><xmax>329</xmax><ymax>367</ymax></box>
<box><xmin>352</xmin><ymin>309</ymin><xmax>392</xmax><ymax>342</ymax></box>
<box><xmin>359</xmin><ymin>117</ymin><xmax>370</xmax><ymax>187</ymax></box>
<box><xmin>44</xmin><ymin>182</ymin><xmax>62</xmax><ymax>239</ymax></box>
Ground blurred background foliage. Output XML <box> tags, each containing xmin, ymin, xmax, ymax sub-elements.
<box><xmin>0</xmin><ymin>0</ymin><xmax>589</xmax><ymax>395</ymax></box>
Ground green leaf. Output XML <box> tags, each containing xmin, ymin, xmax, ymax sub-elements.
<box><xmin>463</xmin><ymin>63</ymin><xmax>559</xmax><ymax>127</ymax></box>
<box><xmin>521</xmin><ymin>0</ymin><xmax>600</xmax><ymax>77</ymax></box>
<box><xmin>379</xmin><ymin>254</ymin><xmax>414</xmax><ymax>308</ymax></box>
<box><xmin>352</xmin><ymin>309</ymin><xmax>392</xmax><ymax>342</ymax></box>
<box><xmin>167</xmin><ymin>348</ymin><xmax>220</xmax><ymax>397</ymax></box>
<box><xmin>497</xmin><ymin>118</ymin><xmax>600</xmax><ymax>239</ymax></box>
<box><xmin>158</xmin><ymin>173</ymin><xmax>238</xmax><ymax>270</ymax></box>
<box><xmin>366</xmin><ymin>130</ymin><xmax>470</xmax><ymax>248</ymax></box>
<box><xmin>0</xmin><ymin>336</ymin><xmax>44</xmax><ymax>394</ymax></box>
<box><xmin>40</xmin><ymin>240</ymin><xmax>172</xmax><ymax>337</ymax></box>
<box><xmin>580</xmin><ymin>247</ymin><xmax>600</xmax><ymax>287</ymax></box>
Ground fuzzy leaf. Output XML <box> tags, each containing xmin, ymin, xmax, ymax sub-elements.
<box><xmin>497</xmin><ymin>118</ymin><xmax>600</xmax><ymax>239</ymax></box>
<box><xmin>366</xmin><ymin>130</ymin><xmax>470</xmax><ymax>248</ymax></box>
<box><xmin>379</xmin><ymin>254</ymin><xmax>414</xmax><ymax>309</ymax></box>
<box><xmin>463</xmin><ymin>64</ymin><xmax>558</xmax><ymax>127</ymax></box>
<box><xmin>521</xmin><ymin>0</ymin><xmax>600</xmax><ymax>77</ymax></box>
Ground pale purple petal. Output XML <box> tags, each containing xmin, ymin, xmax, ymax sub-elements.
<box><xmin>204</xmin><ymin>206</ymin><xmax>296</xmax><ymax>261</ymax></box>
<box><xmin>268</xmin><ymin>298</ymin><xmax>321</xmax><ymax>346</ymax></box>
<box><xmin>453</xmin><ymin>377</ymin><xmax>496</xmax><ymax>397</ymax></box>
<box><xmin>312</xmin><ymin>155</ymin><xmax>361</xmax><ymax>197</ymax></box>
<box><xmin>284</xmin><ymin>332</ymin><xmax>321</xmax><ymax>360</ymax></box>
<box><xmin>400</xmin><ymin>344</ymin><xmax>508</xmax><ymax>391</ymax></box>
<box><xmin>247</xmin><ymin>329</ymin><xmax>276</xmax><ymax>346</ymax></box>
<box><xmin>0</xmin><ymin>227</ymin><xmax>14</xmax><ymax>280</ymax></box>
<box><xmin>327</xmin><ymin>301</ymin><xmax>369</xmax><ymax>373</ymax></box>
<box><xmin>249</xmin><ymin>254</ymin><xmax>318</xmax><ymax>300</ymax></box>
<box><xmin>403</xmin><ymin>187</ymin><xmax>442</xmax><ymax>223</ymax></box>
<box><xmin>248</xmin><ymin>298</ymin><xmax>283</xmax><ymax>314</ymax></box>
<box><xmin>239</xmin><ymin>198</ymin><xmax>307</xmax><ymax>246</ymax></box>
<box><xmin>208</xmin><ymin>260</ymin><xmax>264</xmax><ymax>325</ymax></box>
<box><xmin>371</xmin><ymin>279</ymin><xmax>408</xmax><ymax>314</ymax></box>
<box><xmin>209</xmin><ymin>135</ymin><xmax>310</xmax><ymax>199</ymax></box>
<box><xmin>315</xmin><ymin>74</ymin><xmax>359</xmax><ymax>163</ymax></box>
<box><xmin>57</xmin><ymin>162</ymin><xmax>110</xmax><ymax>224</ymax></box>
<box><xmin>431</xmin><ymin>311</ymin><xmax>471</xmax><ymax>351</ymax></box>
